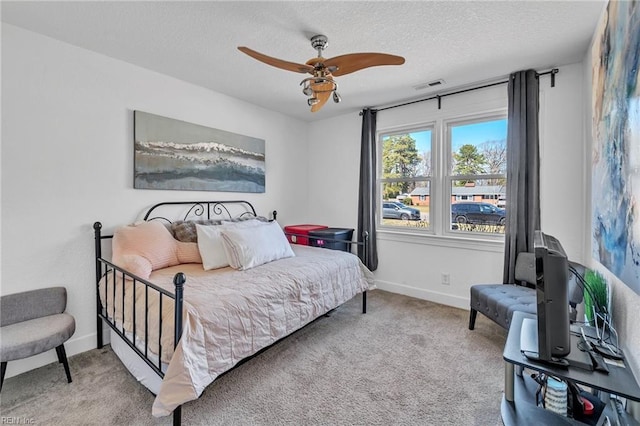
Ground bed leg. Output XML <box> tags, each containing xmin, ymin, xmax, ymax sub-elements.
<box><xmin>173</xmin><ymin>406</ymin><xmax>182</xmax><ymax>426</ymax></box>
<box><xmin>362</xmin><ymin>291</ymin><xmax>367</xmax><ymax>314</ymax></box>
<box><xmin>94</xmin><ymin>221</ymin><xmax>104</xmax><ymax>349</ymax></box>
<box><xmin>172</xmin><ymin>273</ymin><xmax>186</xmax><ymax>426</ymax></box>
<box><xmin>97</xmin><ymin>317</ymin><xmax>103</xmax><ymax>348</ymax></box>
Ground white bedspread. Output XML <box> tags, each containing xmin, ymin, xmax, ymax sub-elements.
<box><xmin>100</xmin><ymin>244</ymin><xmax>372</xmax><ymax>416</ymax></box>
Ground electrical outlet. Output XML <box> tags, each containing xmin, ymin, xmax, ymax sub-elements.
<box><xmin>441</xmin><ymin>273</ymin><xmax>450</xmax><ymax>285</ymax></box>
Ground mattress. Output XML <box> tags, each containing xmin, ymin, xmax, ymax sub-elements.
<box><xmin>110</xmin><ymin>328</ymin><xmax>166</xmax><ymax>395</ymax></box>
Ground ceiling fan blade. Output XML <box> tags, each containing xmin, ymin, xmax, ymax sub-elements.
<box><xmin>310</xmin><ymin>80</ymin><xmax>334</xmax><ymax>112</ymax></box>
<box><xmin>238</xmin><ymin>47</ymin><xmax>314</xmax><ymax>74</ymax></box>
<box><xmin>324</xmin><ymin>53</ymin><xmax>405</xmax><ymax>76</ymax></box>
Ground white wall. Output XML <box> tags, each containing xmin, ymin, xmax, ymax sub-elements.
<box><xmin>307</xmin><ymin>63</ymin><xmax>587</xmax><ymax>309</ymax></box>
<box><xmin>538</xmin><ymin>62</ymin><xmax>588</xmax><ymax>263</ymax></box>
<box><xmin>0</xmin><ymin>24</ymin><xmax>309</xmax><ymax>377</ymax></box>
<box><xmin>307</xmin><ymin>111</ymin><xmax>363</xmax><ymax>228</ymax></box>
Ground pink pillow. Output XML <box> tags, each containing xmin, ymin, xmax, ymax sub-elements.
<box><xmin>112</xmin><ymin>221</ymin><xmax>201</xmax><ymax>279</ymax></box>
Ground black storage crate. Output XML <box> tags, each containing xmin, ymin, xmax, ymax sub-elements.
<box><xmin>308</xmin><ymin>228</ymin><xmax>354</xmax><ymax>252</ymax></box>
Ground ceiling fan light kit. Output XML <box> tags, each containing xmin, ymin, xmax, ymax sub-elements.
<box><xmin>238</xmin><ymin>35</ymin><xmax>405</xmax><ymax>112</ymax></box>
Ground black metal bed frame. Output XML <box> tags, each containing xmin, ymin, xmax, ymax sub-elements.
<box><xmin>94</xmin><ymin>200</ymin><xmax>368</xmax><ymax>425</ymax></box>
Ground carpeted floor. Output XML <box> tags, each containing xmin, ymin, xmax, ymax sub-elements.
<box><xmin>0</xmin><ymin>290</ymin><xmax>507</xmax><ymax>425</ymax></box>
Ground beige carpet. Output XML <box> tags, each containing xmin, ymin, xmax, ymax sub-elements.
<box><xmin>0</xmin><ymin>290</ymin><xmax>507</xmax><ymax>425</ymax></box>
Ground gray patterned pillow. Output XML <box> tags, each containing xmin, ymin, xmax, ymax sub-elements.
<box><xmin>170</xmin><ymin>216</ymin><xmax>269</xmax><ymax>243</ymax></box>
<box><xmin>221</xmin><ymin>215</ymin><xmax>269</xmax><ymax>225</ymax></box>
<box><xmin>171</xmin><ymin>220</ymin><xmax>222</xmax><ymax>243</ymax></box>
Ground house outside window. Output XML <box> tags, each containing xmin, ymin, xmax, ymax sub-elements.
<box><xmin>378</xmin><ymin>112</ymin><xmax>507</xmax><ymax>239</ymax></box>
<box><xmin>380</xmin><ymin>128</ymin><xmax>433</xmax><ymax>231</ymax></box>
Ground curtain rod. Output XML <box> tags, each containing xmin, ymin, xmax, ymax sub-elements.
<box><xmin>365</xmin><ymin>68</ymin><xmax>559</xmax><ymax>114</ymax></box>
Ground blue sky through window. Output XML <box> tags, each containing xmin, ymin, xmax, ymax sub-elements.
<box><xmin>451</xmin><ymin>119</ymin><xmax>507</xmax><ymax>151</ymax></box>
<box><xmin>411</xmin><ymin>130</ymin><xmax>432</xmax><ymax>153</ymax></box>
<box><xmin>405</xmin><ymin>119</ymin><xmax>507</xmax><ymax>154</ymax></box>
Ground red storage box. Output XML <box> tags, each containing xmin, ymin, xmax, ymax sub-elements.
<box><xmin>284</xmin><ymin>224</ymin><xmax>328</xmax><ymax>245</ymax></box>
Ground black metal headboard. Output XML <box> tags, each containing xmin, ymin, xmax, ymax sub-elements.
<box><xmin>142</xmin><ymin>200</ymin><xmax>259</xmax><ymax>224</ymax></box>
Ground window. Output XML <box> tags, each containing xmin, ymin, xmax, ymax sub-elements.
<box><xmin>447</xmin><ymin>117</ymin><xmax>507</xmax><ymax>235</ymax></box>
<box><xmin>379</xmin><ymin>129</ymin><xmax>432</xmax><ymax>230</ymax></box>
<box><xmin>482</xmin><ymin>194</ymin><xmax>499</xmax><ymax>200</ymax></box>
<box><xmin>378</xmin><ymin>113</ymin><xmax>507</xmax><ymax>238</ymax></box>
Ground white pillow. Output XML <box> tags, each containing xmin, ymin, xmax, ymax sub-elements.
<box><xmin>220</xmin><ymin>218</ymin><xmax>265</xmax><ymax>229</ymax></box>
<box><xmin>221</xmin><ymin>221</ymin><xmax>295</xmax><ymax>270</ymax></box>
<box><xmin>196</xmin><ymin>220</ymin><xmax>270</xmax><ymax>270</ymax></box>
<box><xmin>196</xmin><ymin>224</ymin><xmax>229</xmax><ymax>270</ymax></box>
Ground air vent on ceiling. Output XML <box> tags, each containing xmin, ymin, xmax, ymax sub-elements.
<box><xmin>413</xmin><ymin>79</ymin><xmax>445</xmax><ymax>91</ymax></box>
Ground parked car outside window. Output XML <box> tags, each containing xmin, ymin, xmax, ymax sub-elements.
<box><xmin>382</xmin><ymin>202</ymin><xmax>421</xmax><ymax>221</ymax></box>
<box><xmin>451</xmin><ymin>202</ymin><xmax>506</xmax><ymax>225</ymax></box>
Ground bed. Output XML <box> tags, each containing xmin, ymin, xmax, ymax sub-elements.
<box><xmin>93</xmin><ymin>200</ymin><xmax>372</xmax><ymax>424</ymax></box>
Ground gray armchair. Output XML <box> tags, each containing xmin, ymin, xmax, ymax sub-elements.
<box><xmin>0</xmin><ymin>287</ymin><xmax>76</xmax><ymax>391</ymax></box>
<box><xmin>469</xmin><ymin>254</ymin><xmax>584</xmax><ymax>330</ymax></box>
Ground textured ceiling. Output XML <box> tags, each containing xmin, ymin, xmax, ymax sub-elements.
<box><xmin>1</xmin><ymin>1</ymin><xmax>606</xmax><ymax>122</ymax></box>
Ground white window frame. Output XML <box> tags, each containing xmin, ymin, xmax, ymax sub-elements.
<box><xmin>376</xmin><ymin>109</ymin><xmax>507</xmax><ymax>244</ymax></box>
<box><xmin>443</xmin><ymin>112</ymin><xmax>507</xmax><ymax>239</ymax></box>
<box><xmin>455</xmin><ymin>195</ymin><xmax>473</xmax><ymax>201</ymax></box>
<box><xmin>378</xmin><ymin>124</ymin><xmax>435</xmax><ymax>234</ymax></box>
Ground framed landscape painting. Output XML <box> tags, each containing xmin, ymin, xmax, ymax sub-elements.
<box><xmin>591</xmin><ymin>0</ymin><xmax>640</xmax><ymax>294</ymax></box>
<box><xmin>134</xmin><ymin>111</ymin><xmax>265</xmax><ymax>193</ymax></box>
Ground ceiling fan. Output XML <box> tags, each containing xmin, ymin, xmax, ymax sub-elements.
<box><xmin>238</xmin><ymin>35</ymin><xmax>405</xmax><ymax>112</ymax></box>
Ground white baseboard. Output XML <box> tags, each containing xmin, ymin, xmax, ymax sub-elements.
<box><xmin>4</xmin><ymin>332</ymin><xmax>98</xmax><ymax>379</ymax></box>
<box><xmin>374</xmin><ymin>280</ymin><xmax>470</xmax><ymax>311</ymax></box>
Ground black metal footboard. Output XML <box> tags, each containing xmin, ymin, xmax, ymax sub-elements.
<box><xmin>94</xmin><ymin>222</ymin><xmax>185</xmax><ymax>425</ymax></box>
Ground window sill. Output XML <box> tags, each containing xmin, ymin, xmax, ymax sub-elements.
<box><xmin>376</xmin><ymin>228</ymin><xmax>505</xmax><ymax>253</ymax></box>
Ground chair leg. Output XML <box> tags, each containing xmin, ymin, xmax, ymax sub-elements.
<box><xmin>469</xmin><ymin>309</ymin><xmax>478</xmax><ymax>330</ymax></box>
<box><xmin>55</xmin><ymin>345</ymin><xmax>72</xmax><ymax>383</ymax></box>
<box><xmin>1</xmin><ymin>362</ymin><xmax>7</xmax><ymax>392</ymax></box>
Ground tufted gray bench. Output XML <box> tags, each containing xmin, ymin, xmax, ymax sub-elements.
<box><xmin>469</xmin><ymin>284</ymin><xmax>537</xmax><ymax>330</ymax></box>
<box><xmin>469</xmin><ymin>254</ymin><xmax>584</xmax><ymax>331</ymax></box>
<box><xmin>468</xmin><ymin>252</ymin><xmax>537</xmax><ymax>330</ymax></box>
<box><xmin>0</xmin><ymin>287</ymin><xmax>76</xmax><ymax>391</ymax></box>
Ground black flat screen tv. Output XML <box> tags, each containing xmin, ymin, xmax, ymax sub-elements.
<box><xmin>521</xmin><ymin>230</ymin><xmax>571</xmax><ymax>366</ymax></box>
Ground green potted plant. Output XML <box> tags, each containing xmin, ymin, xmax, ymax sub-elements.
<box><xmin>583</xmin><ymin>269</ymin><xmax>609</xmax><ymax>327</ymax></box>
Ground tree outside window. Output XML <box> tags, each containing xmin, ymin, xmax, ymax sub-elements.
<box><xmin>382</xmin><ymin>134</ymin><xmax>420</xmax><ymax>199</ymax></box>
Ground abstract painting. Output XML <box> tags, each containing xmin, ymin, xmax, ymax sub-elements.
<box><xmin>134</xmin><ymin>111</ymin><xmax>265</xmax><ymax>193</ymax></box>
<box><xmin>591</xmin><ymin>0</ymin><xmax>640</xmax><ymax>294</ymax></box>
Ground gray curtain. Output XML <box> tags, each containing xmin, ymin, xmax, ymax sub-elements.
<box><xmin>503</xmin><ymin>70</ymin><xmax>540</xmax><ymax>284</ymax></box>
<box><xmin>358</xmin><ymin>108</ymin><xmax>379</xmax><ymax>270</ymax></box>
